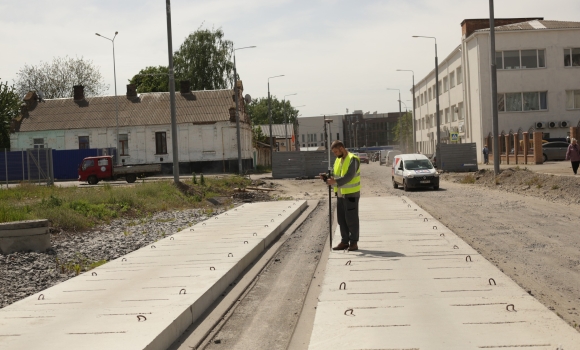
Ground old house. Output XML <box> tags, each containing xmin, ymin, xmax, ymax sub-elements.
<box><xmin>10</xmin><ymin>81</ymin><xmax>253</xmax><ymax>173</ymax></box>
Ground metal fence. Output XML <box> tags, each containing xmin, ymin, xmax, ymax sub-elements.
<box><xmin>272</xmin><ymin>151</ymin><xmax>336</xmax><ymax>179</ymax></box>
<box><xmin>439</xmin><ymin>143</ymin><xmax>478</xmax><ymax>172</ymax></box>
<box><xmin>0</xmin><ymin>148</ymin><xmax>117</xmax><ymax>185</ymax></box>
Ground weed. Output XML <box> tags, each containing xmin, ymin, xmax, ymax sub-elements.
<box><xmin>551</xmin><ymin>184</ymin><xmax>560</xmax><ymax>190</ymax></box>
<box><xmin>156</xmin><ymin>217</ymin><xmax>175</xmax><ymax>223</ymax></box>
<box><xmin>537</xmin><ymin>184</ymin><xmax>543</xmax><ymax>189</ymax></box>
<box><xmin>494</xmin><ymin>177</ymin><xmax>500</xmax><ymax>185</ymax></box>
<box><xmin>123</xmin><ymin>230</ymin><xmax>131</xmax><ymax>236</ymax></box>
<box><xmin>460</xmin><ymin>174</ymin><xmax>476</xmax><ymax>184</ymax></box>
<box><xmin>192</xmin><ymin>172</ymin><xmax>198</xmax><ymax>185</ymax></box>
<box><xmin>200</xmin><ymin>173</ymin><xmax>206</xmax><ymax>186</ymax></box>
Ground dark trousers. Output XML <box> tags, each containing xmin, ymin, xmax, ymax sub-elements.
<box><xmin>337</xmin><ymin>197</ymin><xmax>360</xmax><ymax>244</ymax></box>
<box><xmin>572</xmin><ymin>161</ymin><xmax>580</xmax><ymax>174</ymax></box>
<box><xmin>483</xmin><ymin>154</ymin><xmax>489</xmax><ymax>164</ymax></box>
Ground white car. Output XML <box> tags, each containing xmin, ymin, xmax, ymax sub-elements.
<box><xmin>392</xmin><ymin>154</ymin><xmax>440</xmax><ymax>191</ymax></box>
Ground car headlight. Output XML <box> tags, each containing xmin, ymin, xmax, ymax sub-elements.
<box><xmin>434</xmin><ymin>173</ymin><xmax>439</xmax><ymax>177</ymax></box>
<box><xmin>406</xmin><ymin>174</ymin><xmax>414</xmax><ymax>179</ymax></box>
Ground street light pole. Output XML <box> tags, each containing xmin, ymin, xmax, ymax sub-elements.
<box><xmin>283</xmin><ymin>93</ymin><xmax>297</xmax><ymax>152</ymax></box>
<box><xmin>413</xmin><ymin>36</ymin><xmax>440</xmax><ymax>167</ymax></box>
<box><xmin>233</xmin><ymin>46</ymin><xmax>256</xmax><ymax>174</ymax></box>
<box><xmin>489</xmin><ymin>0</ymin><xmax>500</xmax><ymax>175</ymax></box>
<box><xmin>397</xmin><ymin>69</ymin><xmax>415</xmax><ymax>152</ymax></box>
<box><xmin>387</xmin><ymin>88</ymin><xmax>402</xmax><ymax>150</ymax></box>
<box><xmin>95</xmin><ymin>31</ymin><xmax>120</xmax><ymax>165</ymax></box>
<box><xmin>268</xmin><ymin>75</ymin><xmax>285</xmax><ymax>165</ymax></box>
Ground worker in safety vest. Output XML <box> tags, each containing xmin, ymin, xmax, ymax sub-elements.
<box><xmin>320</xmin><ymin>140</ymin><xmax>361</xmax><ymax>251</ymax></box>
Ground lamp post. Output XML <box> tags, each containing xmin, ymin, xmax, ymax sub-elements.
<box><xmin>288</xmin><ymin>105</ymin><xmax>305</xmax><ymax>151</ymax></box>
<box><xmin>95</xmin><ymin>31</ymin><xmax>120</xmax><ymax>165</ymax></box>
<box><xmin>283</xmin><ymin>93</ymin><xmax>297</xmax><ymax>152</ymax></box>
<box><xmin>233</xmin><ymin>46</ymin><xmax>256</xmax><ymax>174</ymax></box>
<box><xmin>387</xmin><ymin>88</ymin><xmax>402</xmax><ymax>149</ymax></box>
<box><xmin>413</xmin><ymin>35</ymin><xmax>440</xmax><ymax>168</ymax></box>
<box><xmin>268</xmin><ymin>75</ymin><xmax>285</xmax><ymax>164</ymax></box>
<box><xmin>397</xmin><ymin>69</ymin><xmax>415</xmax><ymax>152</ymax></box>
<box><xmin>489</xmin><ymin>0</ymin><xmax>500</xmax><ymax>175</ymax></box>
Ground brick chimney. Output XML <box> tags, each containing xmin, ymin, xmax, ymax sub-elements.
<box><xmin>126</xmin><ymin>84</ymin><xmax>137</xmax><ymax>98</ymax></box>
<box><xmin>73</xmin><ymin>85</ymin><xmax>85</xmax><ymax>100</ymax></box>
<box><xmin>179</xmin><ymin>80</ymin><xmax>191</xmax><ymax>94</ymax></box>
<box><xmin>461</xmin><ymin>17</ymin><xmax>543</xmax><ymax>38</ymax></box>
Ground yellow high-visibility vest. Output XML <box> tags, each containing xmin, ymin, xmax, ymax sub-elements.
<box><xmin>333</xmin><ymin>152</ymin><xmax>361</xmax><ymax>195</ymax></box>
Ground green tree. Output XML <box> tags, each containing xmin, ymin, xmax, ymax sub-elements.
<box><xmin>394</xmin><ymin>112</ymin><xmax>413</xmax><ymax>152</ymax></box>
<box><xmin>14</xmin><ymin>56</ymin><xmax>107</xmax><ymax>99</ymax></box>
<box><xmin>128</xmin><ymin>66</ymin><xmax>171</xmax><ymax>93</ymax></box>
<box><xmin>173</xmin><ymin>27</ymin><xmax>234</xmax><ymax>91</ymax></box>
<box><xmin>0</xmin><ymin>80</ymin><xmax>20</xmax><ymax>149</ymax></box>
<box><xmin>246</xmin><ymin>97</ymin><xmax>299</xmax><ymax>126</ymax></box>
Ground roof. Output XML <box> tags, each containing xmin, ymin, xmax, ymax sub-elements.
<box><xmin>259</xmin><ymin>124</ymin><xmax>294</xmax><ymax>138</ymax></box>
<box><xmin>16</xmin><ymin>89</ymin><xmax>242</xmax><ymax>132</ymax></box>
<box><xmin>476</xmin><ymin>20</ymin><xmax>580</xmax><ymax>32</ymax></box>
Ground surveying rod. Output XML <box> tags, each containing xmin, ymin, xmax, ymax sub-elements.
<box><xmin>324</xmin><ymin>118</ymin><xmax>334</xmax><ymax>250</ymax></box>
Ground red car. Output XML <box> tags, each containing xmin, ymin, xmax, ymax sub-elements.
<box><xmin>358</xmin><ymin>153</ymin><xmax>369</xmax><ymax>164</ymax></box>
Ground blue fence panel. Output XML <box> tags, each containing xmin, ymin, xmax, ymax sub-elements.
<box><xmin>52</xmin><ymin>148</ymin><xmax>117</xmax><ymax>180</ymax></box>
<box><xmin>0</xmin><ymin>150</ymin><xmax>29</xmax><ymax>182</ymax></box>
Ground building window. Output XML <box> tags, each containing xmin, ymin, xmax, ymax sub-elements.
<box><xmin>444</xmin><ymin>108</ymin><xmax>450</xmax><ymax>123</ymax></box>
<box><xmin>155</xmin><ymin>132</ymin><xmax>167</xmax><ymax>154</ymax></box>
<box><xmin>458</xmin><ymin>102</ymin><xmax>464</xmax><ymax>120</ymax></box>
<box><xmin>337</xmin><ymin>133</ymin><xmax>340</xmax><ymax>140</ymax></box>
<box><xmin>456</xmin><ymin>67</ymin><xmax>463</xmax><ymax>84</ymax></box>
<box><xmin>439</xmin><ymin>111</ymin><xmax>443</xmax><ymax>124</ymax></box>
<box><xmin>564</xmin><ymin>48</ymin><xmax>580</xmax><ymax>67</ymax></box>
<box><xmin>118</xmin><ymin>134</ymin><xmax>129</xmax><ymax>156</ymax></box>
<box><xmin>498</xmin><ymin>92</ymin><xmax>548</xmax><ymax>112</ymax></box>
<box><xmin>438</xmin><ymin>81</ymin><xmax>442</xmax><ymax>95</ymax></box>
<box><xmin>79</xmin><ymin>136</ymin><xmax>89</xmax><ymax>149</ymax></box>
<box><xmin>566</xmin><ymin>90</ymin><xmax>580</xmax><ymax>109</ymax></box>
<box><xmin>428</xmin><ymin>88</ymin><xmax>432</xmax><ymax>101</ymax></box>
<box><xmin>450</xmin><ymin>72</ymin><xmax>455</xmax><ymax>88</ymax></box>
<box><xmin>302</xmin><ymin>134</ymin><xmax>305</xmax><ymax>143</ymax></box>
<box><xmin>451</xmin><ymin>105</ymin><xmax>457</xmax><ymax>122</ymax></box>
<box><xmin>33</xmin><ymin>138</ymin><xmax>45</xmax><ymax>149</ymax></box>
<box><xmin>496</xmin><ymin>49</ymin><xmax>546</xmax><ymax>69</ymax></box>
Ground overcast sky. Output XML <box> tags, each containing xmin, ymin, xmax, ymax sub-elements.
<box><xmin>1</xmin><ymin>0</ymin><xmax>579</xmax><ymax>118</ymax></box>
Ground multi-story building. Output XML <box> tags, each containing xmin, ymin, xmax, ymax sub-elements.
<box><xmin>343</xmin><ymin>112</ymin><xmax>399</xmax><ymax>149</ymax></box>
<box><xmin>297</xmin><ymin>115</ymin><xmax>344</xmax><ymax>150</ymax></box>
<box><xmin>413</xmin><ymin>18</ymin><xmax>580</xmax><ymax>162</ymax></box>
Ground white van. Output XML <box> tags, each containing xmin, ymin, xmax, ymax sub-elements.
<box><xmin>379</xmin><ymin>150</ymin><xmax>388</xmax><ymax>165</ymax></box>
<box><xmin>392</xmin><ymin>154</ymin><xmax>439</xmax><ymax>191</ymax></box>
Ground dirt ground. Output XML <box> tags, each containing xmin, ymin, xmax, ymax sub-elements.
<box><xmin>258</xmin><ymin>161</ymin><xmax>580</xmax><ymax>332</ymax></box>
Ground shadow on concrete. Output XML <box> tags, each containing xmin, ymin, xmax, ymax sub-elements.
<box><xmin>352</xmin><ymin>249</ymin><xmax>406</xmax><ymax>258</ymax></box>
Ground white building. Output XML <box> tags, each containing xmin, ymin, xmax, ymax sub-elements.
<box><xmin>10</xmin><ymin>82</ymin><xmax>253</xmax><ymax>173</ymax></box>
<box><xmin>297</xmin><ymin>115</ymin><xmax>344</xmax><ymax>150</ymax></box>
<box><xmin>413</xmin><ymin>18</ymin><xmax>580</xmax><ymax>162</ymax></box>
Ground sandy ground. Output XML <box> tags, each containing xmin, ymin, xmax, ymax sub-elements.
<box><xmin>257</xmin><ymin>161</ymin><xmax>580</xmax><ymax>332</ymax></box>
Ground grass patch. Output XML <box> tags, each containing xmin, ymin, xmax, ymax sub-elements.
<box><xmin>0</xmin><ymin>176</ymin><xmax>252</xmax><ymax>231</ymax></box>
<box><xmin>56</xmin><ymin>255</ymin><xmax>108</xmax><ymax>276</ymax></box>
<box><xmin>460</xmin><ymin>174</ymin><xmax>476</xmax><ymax>184</ymax></box>
<box><xmin>551</xmin><ymin>184</ymin><xmax>560</xmax><ymax>190</ymax></box>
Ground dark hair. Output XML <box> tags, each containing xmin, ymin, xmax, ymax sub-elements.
<box><xmin>331</xmin><ymin>140</ymin><xmax>345</xmax><ymax>149</ymax></box>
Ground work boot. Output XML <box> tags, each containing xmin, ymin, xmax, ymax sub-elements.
<box><xmin>332</xmin><ymin>242</ymin><xmax>349</xmax><ymax>250</ymax></box>
<box><xmin>348</xmin><ymin>242</ymin><xmax>358</xmax><ymax>251</ymax></box>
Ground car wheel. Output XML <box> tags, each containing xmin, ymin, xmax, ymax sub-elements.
<box><xmin>543</xmin><ymin>154</ymin><xmax>548</xmax><ymax>162</ymax></box>
<box><xmin>433</xmin><ymin>185</ymin><xmax>439</xmax><ymax>190</ymax></box>
<box><xmin>392</xmin><ymin>177</ymin><xmax>398</xmax><ymax>189</ymax></box>
<box><xmin>126</xmin><ymin>174</ymin><xmax>137</xmax><ymax>183</ymax></box>
<box><xmin>403</xmin><ymin>180</ymin><xmax>409</xmax><ymax>192</ymax></box>
<box><xmin>88</xmin><ymin>175</ymin><xmax>98</xmax><ymax>185</ymax></box>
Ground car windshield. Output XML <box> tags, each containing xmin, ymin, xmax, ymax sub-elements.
<box><xmin>405</xmin><ymin>159</ymin><xmax>433</xmax><ymax>170</ymax></box>
<box><xmin>359</xmin><ymin>153</ymin><xmax>368</xmax><ymax>157</ymax></box>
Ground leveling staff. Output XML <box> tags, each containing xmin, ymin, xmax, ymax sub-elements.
<box><xmin>320</xmin><ymin>140</ymin><xmax>361</xmax><ymax>251</ymax></box>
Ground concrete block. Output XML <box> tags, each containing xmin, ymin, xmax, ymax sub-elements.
<box><xmin>0</xmin><ymin>219</ymin><xmax>50</xmax><ymax>254</ymax></box>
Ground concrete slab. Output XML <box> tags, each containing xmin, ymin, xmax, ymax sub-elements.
<box><xmin>0</xmin><ymin>200</ymin><xmax>306</xmax><ymax>350</ymax></box>
<box><xmin>308</xmin><ymin>196</ymin><xmax>580</xmax><ymax>350</ymax></box>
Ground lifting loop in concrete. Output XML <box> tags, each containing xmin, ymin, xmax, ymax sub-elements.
<box><xmin>465</xmin><ymin>255</ymin><xmax>472</xmax><ymax>262</ymax></box>
<box><xmin>137</xmin><ymin>315</ymin><xmax>147</xmax><ymax>322</ymax></box>
<box><xmin>424</xmin><ymin>218</ymin><xmax>428</xmax><ymax>222</ymax></box>
<box><xmin>244</xmin><ymin>241</ymin><xmax>248</xmax><ymax>244</ymax></box>
<box><xmin>170</xmin><ymin>237</ymin><xmax>174</xmax><ymax>240</ymax></box>
<box><xmin>228</xmin><ymin>253</ymin><xmax>233</xmax><ymax>257</ymax></box>
<box><xmin>339</xmin><ymin>282</ymin><xmax>346</xmax><ymax>290</ymax></box>
<box><xmin>151</xmin><ymin>245</ymin><xmax>156</xmax><ymax>249</ymax></box>
<box><xmin>210</xmin><ymin>267</ymin><xmax>215</xmax><ymax>271</ymax></box>
<box><xmin>345</xmin><ymin>260</ymin><xmax>351</xmax><ymax>266</ymax></box>
<box><xmin>253</xmin><ymin>233</ymin><xmax>257</xmax><ymax>236</ymax></box>
<box><xmin>92</xmin><ymin>272</ymin><xmax>97</xmax><ymax>276</ymax></box>
<box><xmin>122</xmin><ymin>258</ymin><xmax>127</xmax><ymax>262</ymax></box>
<box><xmin>344</xmin><ymin>309</ymin><xmax>355</xmax><ymax>316</ymax></box>
<box><xmin>38</xmin><ymin>294</ymin><xmax>44</xmax><ymax>300</ymax></box>
<box><xmin>489</xmin><ymin>278</ymin><xmax>496</xmax><ymax>285</ymax></box>
<box><xmin>433</xmin><ymin>226</ymin><xmax>437</xmax><ymax>230</ymax></box>
<box><xmin>453</xmin><ymin>245</ymin><xmax>459</xmax><ymax>249</ymax></box>
<box><xmin>440</xmin><ymin>233</ymin><xmax>445</xmax><ymax>237</ymax></box>
<box><xmin>506</xmin><ymin>304</ymin><xmax>516</xmax><ymax>312</ymax></box>
<box><xmin>179</xmin><ymin>289</ymin><xmax>186</xmax><ymax>295</ymax></box>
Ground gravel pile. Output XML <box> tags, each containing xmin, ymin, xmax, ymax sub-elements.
<box><xmin>0</xmin><ymin>207</ymin><xmax>225</xmax><ymax>309</ymax></box>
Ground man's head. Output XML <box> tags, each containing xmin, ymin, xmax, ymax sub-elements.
<box><xmin>572</xmin><ymin>138</ymin><xmax>578</xmax><ymax>145</ymax></box>
<box><xmin>331</xmin><ymin>140</ymin><xmax>347</xmax><ymax>158</ymax></box>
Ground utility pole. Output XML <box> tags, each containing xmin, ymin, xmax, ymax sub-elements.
<box><xmin>165</xmin><ymin>0</ymin><xmax>179</xmax><ymax>183</ymax></box>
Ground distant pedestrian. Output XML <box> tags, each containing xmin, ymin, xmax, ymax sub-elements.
<box><xmin>565</xmin><ymin>138</ymin><xmax>580</xmax><ymax>175</ymax></box>
<box><xmin>482</xmin><ymin>145</ymin><xmax>489</xmax><ymax>165</ymax></box>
